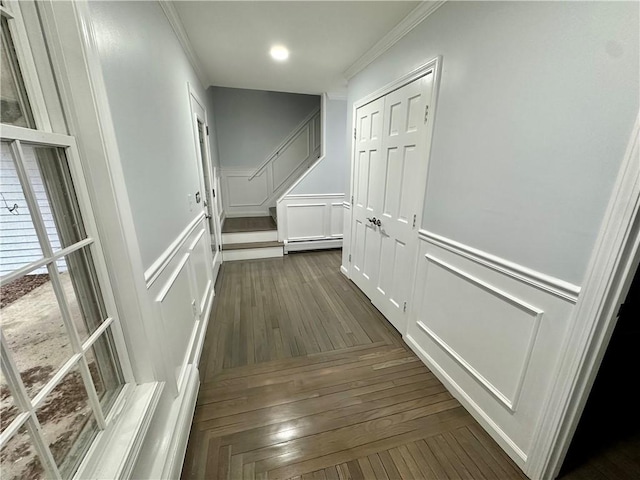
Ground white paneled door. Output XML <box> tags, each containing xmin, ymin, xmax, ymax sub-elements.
<box><xmin>351</xmin><ymin>71</ymin><xmax>435</xmax><ymax>333</ymax></box>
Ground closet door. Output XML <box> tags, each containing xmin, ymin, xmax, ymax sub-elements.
<box><xmin>350</xmin><ymin>72</ymin><xmax>434</xmax><ymax>333</ymax></box>
<box><xmin>371</xmin><ymin>73</ymin><xmax>434</xmax><ymax>333</ymax></box>
<box><xmin>351</xmin><ymin>98</ymin><xmax>384</xmax><ymax>297</ymax></box>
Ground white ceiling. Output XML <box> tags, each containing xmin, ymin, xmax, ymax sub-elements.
<box><xmin>174</xmin><ymin>1</ymin><xmax>420</xmax><ymax>95</ymax></box>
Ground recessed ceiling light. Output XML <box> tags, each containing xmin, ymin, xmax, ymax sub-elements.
<box><xmin>270</xmin><ymin>45</ymin><xmax>289</xmax><ymax>61</ymax></box>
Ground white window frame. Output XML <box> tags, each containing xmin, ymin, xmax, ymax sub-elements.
<box><xmin>0</xmin><ymin>126</ymin><xmax>135</xmax><ymax>478</ymax></box>
<box><xmin>1</xmin><ymin>1</ymin><xmax>156</xmax><ymax>478</ymax></box>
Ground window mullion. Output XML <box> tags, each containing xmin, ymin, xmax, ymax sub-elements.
<box><xmin>45</xmin><ymin>262</ymin><xmax>108</xmax><ymax>430</ymax></box>
<box><xmin>1</xmin><ymin>334</ymin><xmax>62</xmax><ymax>479</ymax></box>
<box><xmin>11</xmin><ymin>138</ymin><xmax>108</xmax><ymax>430</ymax></box>
<box><xmin>10</xmin><ymin>139</ymin><xmax>54</xmax><ymax>257</ymax></box>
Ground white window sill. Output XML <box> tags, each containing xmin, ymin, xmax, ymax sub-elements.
<box><xmin>74</xmin><ymin>382</ymin><xmax>165</xmax><ymax>480</ymax></box>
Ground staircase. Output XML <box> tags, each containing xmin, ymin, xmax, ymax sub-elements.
<box><xmin>221</xmin><ymin>216</ymin><xmax>283</xmax><ymax>261</ymax></box>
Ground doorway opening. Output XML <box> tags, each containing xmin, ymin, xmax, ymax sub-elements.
<box><xmin>559</xmin><ymin>264</ymin><xmax>640</xmax><ymax>478</ymax></box>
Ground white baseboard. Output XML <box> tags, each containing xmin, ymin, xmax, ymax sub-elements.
<box><xmin>404</xmin><ymin>334</ymin><xmax>527</xmax><ymax>466</ymax></box>
<box><xmin>285</xmin><ymin>239</ymin><xmax>342</xmax><ymax>253</ymax></box>
<box><xmin>222</xmin><ymin>230</ymin><xmax>278</xmax><ymax>244</ymax></box>
<box><xmin>223</xmin><ymin>246</ymin><xmax>284</xmax><ymax>262</ymax></box>
<box><xmin>340</xmin><ymin>264</ymin><xmax>349</xmax><ymax>277</ymax></box>
<box><xmin>160</xmin><ymin>366</ymin><xmax>200</xmax><ymax>479</ymax></box>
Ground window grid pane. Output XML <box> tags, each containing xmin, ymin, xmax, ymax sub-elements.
<box><xmin>1</xmin><ymin>135</ymin><xmax>126</xmax><ymax>477</ymax></box>
<box><xmin>0</xmin><ymin>141</ymin><xmax>45</xmax><ymax>276</ymax></box>
<box><xmin>1</xmin><ymin>422</ymin><xmax>46</xmax><ymax>480</ymax></box>
<box><xmin>35</xmin><ymin>364</ymin><xmax>99</xmax><ymax>478</ymax></box>
<box><xmin>0</xmin><ymin>16</ymin><xmax>35</xmax><ymax>128</ymax></box>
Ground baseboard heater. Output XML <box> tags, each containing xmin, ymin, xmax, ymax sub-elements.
<box><xmin>284</xmin><ymin>238</ymin><xmax>342</xmax><ymax>254</ymax></box>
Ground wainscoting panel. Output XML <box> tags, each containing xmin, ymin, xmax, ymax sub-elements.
<box><xmin>405</xmin><ymin>232</ymin><xmax>577</xmax><ymax>468</ymax></box>
<box><xmin>188</xmin><ymin>228</ymin><xmax>213</xmax><ymax>315</ymax></box>
<box><xmin>224</xmin><ymin>169</ymin><xmax>269</xmax><ymax>208</ymax></box>
<box><xmin>277</xmin><ymin>194</ymin><xmax>344</xmax><ymax>248</ymax></box>
<box><xmin>330</xmin><ymin>203</ymin><xmax>344</xmax><ymax>237</ymax></box>
<box><xmin>287</xmin><ymin>203</ymin><xmax>325</xmax><ymax>240</ymax></box>
<box><xmin>155</xmin><ymin>254</ymin><xmax>196</xmax><ymax>387</ymax></box>
<box><xmin>146</xmin><ymin>215</ymin><xmax>215</xmax><ymax>394</ymax></box>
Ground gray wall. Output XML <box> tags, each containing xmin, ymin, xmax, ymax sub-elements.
<box><xmin>209</xmin><ymin>87</ymin><xmax>320</xmax><ymax>169</ymax></box>
<box><xmin>88</xmin><ymin>1</ymin><xmax>207</xmax><ymax>270</ymax></box>
<box><xmin>347</xmin><ymin>1</ymin><xmax>639</xmax><ymax>285</ymax></box>
<box><xmin>206</xmin><ymin>93</ymin><xmax>221</xmax><ymax>171</ymax></box>
<box><xmin>291</xmin><ymin>96</ymin><xmax>347</xmax><ymax>195</ymax></box>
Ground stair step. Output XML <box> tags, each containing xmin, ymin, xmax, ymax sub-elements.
<box><xmin>222</xmin><ymin>216</ymin><xmax>276</xmax><ymax>233</ymax></box>
<box><xmin>269</xmin><ymin>206</ymin><xmax>277</xmax><ymax>224</ymax></box>
<box><xmin>222</xmin><ymin>240</ymin><xmax>284</xmax><ymax>262</ymax></box>
<box><xmin>222</xmin><ymin>229</ymin><xmax>278</xmax><ymax>244</ymax></box>
<box><xmin>222</xmin><ymin>241</ymin><xmax>283</xmax><ymax>251</ymax></box>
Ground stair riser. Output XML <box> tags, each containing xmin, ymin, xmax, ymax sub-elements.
<box><xmin>222</xmin><ymin>230</ymin><xmax>278</xmax><ymax>244</ymax></box>
<box><xmin>222</xmin><ymin>246</ymin><xmax>283</xmax><ymax>262</ymax></box>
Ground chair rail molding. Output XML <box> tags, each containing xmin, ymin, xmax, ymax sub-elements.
<box><xmin>144</xmin><ymin>212</ymin><xmax>206</xmax><ymax>288</ymax></box>
<box><xmin>419</xmin><ymin>230</ymin><xmax>581</xmax><ymax>303</ymax></box>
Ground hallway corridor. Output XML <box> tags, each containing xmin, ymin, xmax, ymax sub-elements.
<box><xmin>181</xmin><ymin>251</ymin><xmax>526</xmax><ymax>479</ymax></box>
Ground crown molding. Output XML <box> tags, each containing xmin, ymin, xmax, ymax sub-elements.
<box><xmin>158</xmin><ymin>0</ymin><xmax>209</xmax><ymax>87</ymax></box>
<box><xmin>344</xmin><ymin>1</ymin><xmax>447</xmax><ymax>80</ymax></box>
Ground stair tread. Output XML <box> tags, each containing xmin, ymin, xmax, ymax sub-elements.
<box><xmin>222</xmin><ymin>241</ymin><xmax>283</xmax><ymax>251</ymax></box>
<box><xmin>222</xmin><ymin>216</ymin><xmax>276</xmax><ymax>233</ymax></box>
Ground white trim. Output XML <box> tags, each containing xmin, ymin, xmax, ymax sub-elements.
<box><xmin>340</xmin><ymin>265</ymin><xmax>349</xmax><ymax>277</ymax></box>
<box><xmin>192</xmin><ymin>281</ymin><xmax>215</xmax><ymax>368</ymax></box>
<box><xmin>158</xmin><ymin>1</ymin><xmax>208</xmax><ymax>87</ymax></box>
<box><xmin>249</xmin><ymin>107</ymin><xmax>321</xmax><ymax>180</ymax></box>
<box><xmin>144</xmin><ymin>213</ymin><xmax>205</xmax><ymax>288</ymax></box>
<box><xmin>0</xmin><ymin>123</ymin><xmax>73</xmax><ymax>145</ymax></box>
<box><xmin>75</xmin><ymin>382</ymin><xmax>164</xmax><ymax>480</ymax></box>
<box><xmin>528</xmin><ymin>113</ymin><xmax>640</xmax><ymax>479</ymax></box>
<box><xmin>419</xmin><ymin>230</ymin><xmax>581</xmax><ymax>303</ymax></box>
<box><xmin>343</xmin><ymin>1</ymin><xmax>447</xmax><ymax>79</ymax></box>
<box><xmin>4</xmin><ymin>0</ymin><xmax>52</xmax><ymax>132</ymax></box>
<box><xmin>404</xmin><ymin>334</ymin><xmax>528</xmax><ymax>464</ymax></box>
<box><xmin>343</xmin><ymin>202</ymin><xmax>351</xmax><ymax>209</ymax></box>
<box><xmin>285</xmin><ymin>238</ymin><xmax>343</xmax><ymax>253</ymax></box>
<box><xmin>160</xmin><ymin>366</ymin><xmax>200</xmax><ymax>479</ymax></box>
<box><xmin>419</xmin><ymin>254</ymin><xmax>544</xmax><ymax>412</ymax></box>
<box><xmin>283</xmin><ymin>193</ymin><xmax>345</xmax><ymax>199</ymax></box>
<box><xmin>155</xmin><ymin>253</ymin><xmax>190</xmax><ymax>303</ymax></box>
<box><xmin>353</xmin><ymin>56</ymin><xmax>441</xmax><ymax>111</ymax></box>
<box><xmin>222</xmin><ymin>230</ymin><xmax>278</xmax><ymax>245</ymax></box>
<box><xmin>223</xmin><ymin>246</ymin><xmax>284</xmax><ymax>262</ymax></box>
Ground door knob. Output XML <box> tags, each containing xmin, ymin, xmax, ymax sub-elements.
<box><xmin>366</xmin><ymin>217</ymin><xmax>374</xmax><ymax>223</ymax></box>
<box><xmin>375</xmin><ymin>218</ymin><xmax>381</xmax><ymax>227</ymax></box>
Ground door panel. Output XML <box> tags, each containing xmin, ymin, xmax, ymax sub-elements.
<box><xmin>350</xmin><ymin>72</ymin><xmax>435</xmax><ymax>332</ymax></box>
<box><xmin>190</xmin><ymin>92</ymin><xmax>221</xmax><ymax>285</ymax></box>
<box><xmin>351</xmin><ymin>97</ymin><xmax>384</xmax><ymax>295</ymax></box>
<box><xmin>373</xmin><ymin>74</ymin><xmax>433</xmax><ymax>332</ymax></box>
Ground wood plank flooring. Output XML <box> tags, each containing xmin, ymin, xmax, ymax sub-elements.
<box><xmin>222</xmin><ymin>216</ymin><xmax>277</xmax><ymax>233</ymax></box>
<box><xmin>183</xmin><ymin>250</ymin><xmax>528</xmax><ymax>479</ymax></box>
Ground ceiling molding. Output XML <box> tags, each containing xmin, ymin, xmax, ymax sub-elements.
<box><xmin>158</xmin><ymin>0</ymin><xmax>209</xmax><ymax>87</ymax></box>
<box><xmin>343</xmin><ymin>1</ymin><xmax>447</xmax><ymax>80</ymax></box>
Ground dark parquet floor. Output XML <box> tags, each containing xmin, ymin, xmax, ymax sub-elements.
<box><xmin>182</xmin><ymin>250</ymin><xmax>528</xmax><ymax>479</ymax></box>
